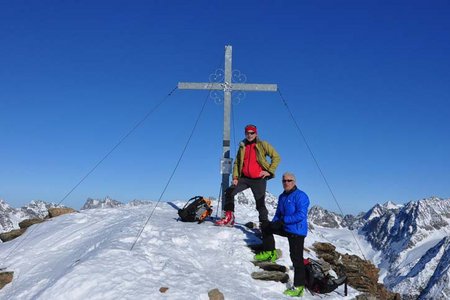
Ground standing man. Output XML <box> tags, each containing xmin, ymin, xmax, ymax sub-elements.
<box><xmin>215</xmin><ymin>124</ymin><xmax>281</xmax><ymax>226</ymax></box>
<box><xmin>254</xmin><ymin>172</ymin><xmax>310</xmax><ymax>297</ymax></box>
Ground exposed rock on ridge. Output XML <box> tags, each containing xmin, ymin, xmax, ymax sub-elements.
<box><xmin>313</xmin><ymin>242</ymin><xmax>400</xmax><ymax>300</ymax></box>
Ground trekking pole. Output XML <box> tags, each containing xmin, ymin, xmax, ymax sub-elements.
<box><xmin>344</xmin><ymin>277</ymin><xmax>348</xmax><ymax>296</ymax></box>
<box><xmin>215</xmin><ymin>185</ymin><xmax>223</xmax><ymax>219</ymax></box>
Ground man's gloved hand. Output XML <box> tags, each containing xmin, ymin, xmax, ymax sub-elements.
<box><xmin>271</xmin><ymin>220</ymin><xmax>284</xmax><ymax>230</ymax></box>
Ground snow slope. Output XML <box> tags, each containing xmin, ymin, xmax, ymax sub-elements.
<box><xmin>0</xmin><ymin>200</ymin><xmax>360</xmax><ymax>299</ymax></box>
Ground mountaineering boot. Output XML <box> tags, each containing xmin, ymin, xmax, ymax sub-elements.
<box><xmin>214</xmin><ymin>211</ymin><xmax>235</xmax><ymax>227</ymax></box>
<box><xmin>283</xmin><ymin>286</ymin><xmax>305</xmax><ymax>297</ymax></box>
<box><xmin>254</xmin><ymin>249</ymin><xmax>278</xmax><ymax>262</ymax></box>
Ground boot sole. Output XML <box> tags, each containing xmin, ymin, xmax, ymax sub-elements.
<box><xmin>214</xmin><ymin>221</ymin><xmax>235</xmax><ymax>227</ymax></box>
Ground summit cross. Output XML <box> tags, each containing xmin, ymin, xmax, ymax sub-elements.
<box><xmin>178</xmin><ymin>45</ymin><xmax>277</xmax><ymax>211</ymax></box>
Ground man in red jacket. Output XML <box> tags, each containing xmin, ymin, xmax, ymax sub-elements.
<box><xmin>215</xmin><ymin>124</ymin><xmax>281</xmax><ymax>226</ymax></box>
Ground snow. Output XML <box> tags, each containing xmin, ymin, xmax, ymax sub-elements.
<box><xmin>0</xmin><ymin>200</ymin><xmax>361</xmax><ymax>299</ymax></box>
<box><xmin>383</xmin><ymin>201</ymin><xmax>402</xmax><ymax>210</ymax></box>
<box><xmin>309</xmin><ymin>227</ymin><xmax>375</xmax><ymax>259</ymax></box>
<box><xmin>396</xmin><ymin>232</ymin><xmax>448</xmax><ymax>271</ymax></box>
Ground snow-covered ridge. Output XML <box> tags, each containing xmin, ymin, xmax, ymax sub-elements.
<box><xmin>0</xmin><ymin>197</ymin><xmax>360</xmax><ymax>299</ymax></box>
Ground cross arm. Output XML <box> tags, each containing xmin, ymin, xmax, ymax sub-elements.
<box><xmin>178</xmin><ymin>82</ymin><xmax>277</xmax><ymax>92</ymax></box>
<box><xmin>231</xmin><ymin>83</ymin><xmax>277</xmax><ymax>92</ymax></box>
<box><xmin>178</xmin><ymin>82</ymin><xmax>224</xmax><ymax>90</ymax></box>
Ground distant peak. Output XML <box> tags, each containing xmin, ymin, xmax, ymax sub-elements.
<box><xmin>382</xmin><ymin>200</ymin><xmax>402</xmax><ymax>210</ymax></box>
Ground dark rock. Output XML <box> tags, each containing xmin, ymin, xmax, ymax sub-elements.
<box><xmin>251</xmin><ymin>270</ymin><xmax>289</xmax><ymax>283</ymax></box>
<box><xmin>0</xmin><ymin>272</ymin><xmax>13</xmax><ymax>289</ymax></box>
<box><xmin>18</xmin><ymin>218</ymin><xmax>44</xmax><ymax>229</ymax></box>
<box><xmin>252</xmin><ymin>261</ymin><xmax>287</xmax><ymax>272</ymax></box>
<box><xmin>208</xmin><ymin>288</ymin><xmax>224</xmax><ymax>300</ymax></box>
<box><xmin>48</xmin><ymin>207</ymin><xmax>77</xmax><ymax>218</ymax></box>
<box><xmin>0</xmin><ymin>229</ymin><xmax>26</xmax><ymax>242</ymax></box>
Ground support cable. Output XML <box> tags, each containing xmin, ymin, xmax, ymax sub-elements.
<box><xmin>57</xmin><ymin>86</ymin><xmax>178</xmax><ymax>206</ymax></box>
<box><xmin>277</xmin><ymin>88</ymin><xmax>367</xmax><ymax>260</ymax></box>
<box><xmin>0</xmin><ymin>87</ymin><xmax>178</xmax><ymax>269</ymax></box>
<box><xmin>130</xmin><ymin>91</ymin><xmax>210</xmax><ymax>251</ymax></box>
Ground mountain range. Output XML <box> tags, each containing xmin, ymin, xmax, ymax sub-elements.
<box><xmin>1</xmin><ymin>194</ymin><xmax>449</xmax><ymax>299</ymax></box>
<box><xmin>0</xmin><ymin>199</ymin><xmax>64</xmax><ymax>233</ymax></box>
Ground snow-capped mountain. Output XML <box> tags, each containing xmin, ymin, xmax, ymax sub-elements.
<box><xmin>309</xmin><ymin>196</ymin><xmax>450</xmax><ymax>299</ymax></box>
<box><xmin>386</xmin><ymin>236</ymin><xmax>450</xmax><ymax>299</ymax></box>
<box><xmin>81</xmin><ymin>196</ymin><xmax>124</xmax><ymax>210</ymax></box>
<box><xmin>361</xmin><ymin>197</ymin><xmax>450</xmax><ymax>257</ymax></box>
<box><xmin>362</xmin><ymin>197</ymin><xmax>450</xmax><ymax>298</ymax></box>
<box><xmin>0</xmin><ymin>199</ymin><xmax>63</xmax><ymax>234</ymax></box>
<box><xmin>81</xmin><ymin>197</ymin><xmax>160</xmax><ymax>209</ymax></box>
<box><xmin>235</xmin><ymin>189</ymin><xmax>278</xmax><ymax>210</ymax></box>
<box><xmin>308</xmin><ymin>206</ymin><xmax>344</xmax><ymax>229</ymax></box>
<box><xmin>80</xmin><ymin>191</ymin><xmax>276</xmax><ymax>212</ymax></box>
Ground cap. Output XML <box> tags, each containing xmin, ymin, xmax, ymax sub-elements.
<box><xmin>245</xmin><ymin>124</ymin><xmax>257</xmax><ymax>133</ymax></box>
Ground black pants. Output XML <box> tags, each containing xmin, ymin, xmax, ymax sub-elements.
<box><xmin>223</xmin><ymin>177</ymin><xmax>268</xmax><ymax>222</ymax></box>
<box><xmin>262</xmin><ymin>224</ymin><xmax>306</xmax><ymax>287</ymax></box>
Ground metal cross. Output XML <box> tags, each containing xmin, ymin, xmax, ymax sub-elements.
<box><xmin>178</xmin><ymin>45</ymin><xmax>277</xmax><ymax>211</ymax></box>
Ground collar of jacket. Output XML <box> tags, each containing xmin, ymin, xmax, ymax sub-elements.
<box><xmin>242</xmin><ymin>137</ymin><xmax>259</xmax><ymax>146</ymax></box>
<box><xmin>283</xmin><ymin>185</ymin><xmax>298</xmax><ymax>195</ymax></box>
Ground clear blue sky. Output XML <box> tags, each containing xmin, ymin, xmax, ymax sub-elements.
<box><xmin>1</xmin><ymin>1</ymin><xmax>449</xmax><ymax>214</ymax></box>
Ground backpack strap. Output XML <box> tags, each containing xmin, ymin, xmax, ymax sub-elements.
<box><xmin>196</xmin><ymin>197</ymin><xmax>213</xmax><ymax>224</ymax></box>
<box><xmin>181</xmin><ymin>196</ymin><xmax>203</xmax><ymax>209</ymax></box>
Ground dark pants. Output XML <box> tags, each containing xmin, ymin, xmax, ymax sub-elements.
<box><xmin>262</xmin><ymin>224</ymin><xmax>306</xmax><ymax>287</ymax></box>
<box><xmin>224</xmin><ymin>177</ymin><xmax>268</xmax><ymax>222</ymax></box>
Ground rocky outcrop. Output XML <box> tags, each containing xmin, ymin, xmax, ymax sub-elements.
<box><xmin>208</xmin><ymin>288</ymin><xmax>224</xmax><ymax>300</ymax></box>
<box><xmin>0</xmin><ymin>218</ymin><xmax>44</xmax><ymax>242</ymax></box>
<box><xmin>18</xmin><ymin>218</ymin><xmax>44</xmax><ymax>229</ymax></box>
<box><xmin>1</xmin><ymin>207</ymin><xmax>76</xmax><ymax>242</ymax></box>
<box><xmin>0</xmin><ymin>229</ymin><xmax>26</xmax><ymax>242</ymax></box>
<box><xmin>48</xmin><ymin>207</ymin><xmax>77</xmax><ymax>218</ymax></box>
<box><xmin>0</xmin><ymin>272</ymin><xmax>13</xmax><ymax>289</ymax></box>
<box><xmin>1</xmin><ymin>199</ymin><xmax>67</xmax><ymax>233</ymax></box>
<box><xmin>313</xmin><ymin>242</ymin><xmax>400</xmax><ymax>300</ymax></box>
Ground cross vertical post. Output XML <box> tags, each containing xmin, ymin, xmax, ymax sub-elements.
<box><xmin>222</xmin><ymin>46</ymin><xmax>232</xmax><ymax>213</ymax></box>
<box><xmin>178</xmin><ymin>45</ymin><xmax>277</xmax><ymax>213</ymax></box>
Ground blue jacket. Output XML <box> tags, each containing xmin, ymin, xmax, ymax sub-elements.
<box><xmin>272</xmin><ymin>186</ymin><xmax>309</xmax><ymax>236</ymax></box>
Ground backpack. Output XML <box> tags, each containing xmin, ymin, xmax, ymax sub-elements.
<box><xmin>304</xmin><ymin>258</ymin><xmax>348</xmax><ymax>295</ymax></box>
<box><xmin>177</xmin><ymin>196</ymin><xmax>213</xmax><ymax>223</ymax></box>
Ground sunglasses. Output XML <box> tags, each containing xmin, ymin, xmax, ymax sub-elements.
<box><xmin>282</xmin><ymin>179</ymin><xmax>294</xmax><ymax>183</ymax></box>
<box><xmin>246</xmin><ymin>131</ymin><xmax>256</xmax><ymax>135</ymax></box>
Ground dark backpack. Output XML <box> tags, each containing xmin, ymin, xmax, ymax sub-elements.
<box><xmin>304</xmin><ymin>258</ymin><xmax>347</xmax><ymax>295</ymax></box>
<box><xmin>178</xmin><ymin>196</ymin><xmax>213</xmax><ymax>223</ymax></box>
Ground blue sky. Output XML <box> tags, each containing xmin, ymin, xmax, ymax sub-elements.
<box><xmin>1</xmin><ymin>1</ymin><xmax>449</xmax><ymax>214</ymax></box>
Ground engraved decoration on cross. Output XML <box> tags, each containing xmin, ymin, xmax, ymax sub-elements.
<box><xmin>208</xmin><ymin>69</ymin><xmax>247</xmax><ymax>104</ymax></box>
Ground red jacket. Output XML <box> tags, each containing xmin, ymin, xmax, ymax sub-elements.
<box><xmin>242</xmin><ymin>142</ymin><xmax>263</xmax><ymax>178</ymax></box>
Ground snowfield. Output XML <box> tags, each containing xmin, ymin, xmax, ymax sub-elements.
<box><xmin>0</xmin><ymin>200</ymin><xmax>360</xmax><ymax>299</ymax></box>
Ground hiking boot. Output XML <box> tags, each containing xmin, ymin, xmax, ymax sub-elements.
<box><xmin>254</xmin><ymin>250</ymin><xmax>278</xmax><ymax>262</ymax></box>
<box><xmin>214</xmin><ymin>211</ymin><xmax>235</xmax><ymax>227</ymax></box>
<box><xmin>283</xmin><ymin>286</ymin><xmax>304</xmax><ymax>297</ymax></box>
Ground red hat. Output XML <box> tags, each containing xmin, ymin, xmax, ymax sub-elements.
<box><xmin>245</xmin><ymin>124</ymin><xmax>257</xmax><ymax>133</ymax></box>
